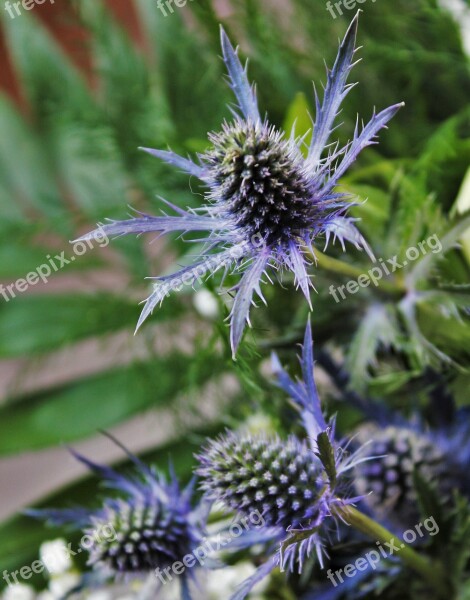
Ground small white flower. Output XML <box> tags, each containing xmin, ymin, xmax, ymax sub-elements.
<box><xmin>193</xmin><ymin>289</ymin><xmax>219</xmax><ymax>319</ymax></box>
<box><xmin>86</xmin><ymin>592</ymin><xmax>113</xmax><ymax>600</ymax></box>
<box><xmin>36</xmin><ymin>593</ymin><xmax>54</xmax><ymax>600</ymax></box>
<box><xmin>3</xmin><ymin>584</ymin><xmax>36</xmax><ymax>600</ymax></box>
<box><xmin>241</xmin><ymin>413</ymin><xmax>275</xmax><ymax>436</ymax></box>
<box><xmin>39</xmin><ymin>539</ymin><xmax>72</xmax><ymax>575</ymax></box>
<box><xmin>48</xmin><ymin>573</ymin><xmax>80</xmax><ymax>598</ymax></box>
<box><xmin>205</xmin><ymin>562</ymin><xmax>268</xmax><ymax>599</ymax></box>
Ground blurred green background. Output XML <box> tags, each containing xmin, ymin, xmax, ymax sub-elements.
<box><xmin>0</xmin><ymin>0</ymin><xmax>469</xmax><ymax>594</ymax></box>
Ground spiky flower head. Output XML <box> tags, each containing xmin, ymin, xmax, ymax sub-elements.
<box><xmin>85</xmin><ymin>494</ymin><xmax>197</xmax><ymax>574</ymax></box>
<box><xmin>28</xmin><ymin>436</ymin><xmax>208</xmax><ymax>596</ymax></box>
<box><xmin>205</xmin><ymin>121</ymin><xmax>317</xmax><ymax>246</ymax></box>
<box><xmin>354</xmin><ymin>422</ymin><xmax>468</xmax><ymax>527</ymax></box>
<box><xmin>77</xmin><ymin>13</ymin><xmax>403</xmax><ymax>355</ymax></box>
<box><xmin>198</xmin><ymin>434</ymin><xmax>325</xmax><ymax>530</ymax></box>
<box><xmin>197</xmin><ymin>322</ymin><xmax>371</xmax><ymax>600</ymax></box>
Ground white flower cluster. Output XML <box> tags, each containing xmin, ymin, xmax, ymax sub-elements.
<box><xmin>1</xmin><ymin>539</ymin><xmax>269</xmax><ymax>600</ymax></box>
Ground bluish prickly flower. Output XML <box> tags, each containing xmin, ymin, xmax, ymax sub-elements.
<box><xmin>197</xmin><ymin>322</ymin><xmax>372</xmax><ymax>600</ymax></box>
<box><xmin>353</xmin><ymin>417</ymin><xmax>470</xmax><ymax>528</ymax></box>
<box><xmin>28</xmin><ymin>437</ymin><xmax>208</xmax><ymax>599</ymax></box>
<box><xmin>77</xmin><ymin>13</ymin><xmax>403</xmax><ymax>356</ymax></box>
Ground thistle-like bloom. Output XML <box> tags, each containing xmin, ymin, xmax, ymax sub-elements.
<box><xmin>28</xmin><ymin>437</ymin><xmax>208</xmax><ymax>599</ymax></box>
<box><xmin>77</xmin><ymin>13</ymin><xmax>403</xmax><ymax>355</ymax></box>
<box><xmin>197</xmin><ymin>323</ymin><xmax>371</xmax><ymax>599</ymax></box>
<box><xmin>354</xmin><ymin>418</ymin><xmax>470</xmax><ymax>528</ymax></box>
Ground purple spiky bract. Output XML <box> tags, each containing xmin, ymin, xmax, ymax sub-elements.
<box><xmin>196</xmin><ymin>321</ymin><xmax>372</xmax><ymax>600</ymax></box>
<box><xmin>354</xmin><ymin>421</ymin><xmax>469</xmax><ymax>527</ymax></box>
<box><xmin>28</xmin><ymin>443</ymin><xmax>208</xmax><ymax>586</ymax></box>
<box><xmin>76</xmin><ymin>13</ymin><xmax>403</xmax><ymax>356</ymax></box>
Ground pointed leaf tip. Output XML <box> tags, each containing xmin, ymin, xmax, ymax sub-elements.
<box><xmin>219</xmin><ymin>25</ymin><xmax>261</xmax><ymax>123</ymax></box>
<box><xmin>343</xmin><ymin>10</ymin><xmax>360</xmax><ymax>45</ymax></box>
<box><xmin>308</xmin><ymin>12</ymin><xmax>360</xmax><ymax>171</ymax></box>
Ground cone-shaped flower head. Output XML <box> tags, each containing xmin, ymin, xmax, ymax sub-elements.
<box><xmin>205</xmin><ymin>122</ymin><xmax>318</xmax><ymax>246</ymax></box>
<box><xmin>28</xmin><ymin>436</ymin><xmax>208</xmax><ymax>597</ymax></box>
<box><xmin>354</xmin><ymin>421</ymin><xmax>469</xmax><ymax>527</ymax></box>
<box><xmin>197</xmin><ymin>322</ymin><xmax>371</xmax><ymax>599</ymax></box>
<box><xmin>199</xmin><ymin>434</ymin><xmax>325</xmax><ymax>530</ymax></box>
<box><xmin>85</xmin><ymin>493</ymin><xmax>197</xmax><ymax>573</ymax></box>
<box><xmin>77</xmin><ymin>13</ymin><xmax>403</xmax><ymax>356</ymax></box>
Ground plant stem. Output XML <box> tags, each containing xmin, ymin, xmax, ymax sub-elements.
<box><xmin>311</xmin><ymin>249</ymin><xmax>406</xmax><ymax>296</ymax></box>
<box><xmin>332</xmin><ymin>503</ymin><xmax>448</xmax><ymax>598</ymax></box>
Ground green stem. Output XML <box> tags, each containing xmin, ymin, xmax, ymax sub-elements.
<box><xmin>333</xmin><ymin>504</ymin><xmax>448</xmax><ymax>598</ymax></box>
<box><xmin>311</xmin><ymin>249</ymin><xmax>406</xmax><ymax>296</ymax></box>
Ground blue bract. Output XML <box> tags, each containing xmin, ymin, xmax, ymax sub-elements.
<box><xmin>27</xmin><ymin>437</ymin><xmax>209</xmax><ymax>599</ymax></box>
<box><xmin>77</xmin><ymin>12</ymin><xmax>403</xmax><ymax>356</ymax></box>
<box><xmin>197</xmin><ymin>322</ymin><xmax>373</xmax><ymax>599</ymax></box>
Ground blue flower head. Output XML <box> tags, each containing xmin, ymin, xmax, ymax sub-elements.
<box><xmin>354</xmin><ymin>414</ymin><xmax>470</xmax><ymax>529</ymax></box>
<box><xmin>78</xmin><ymin>13</ymin><xmax>403</xmax><ymax>356</ymax></box>
<box><xmin>197</xmin><ymin>322</ymin><xmax>372</xmax><ymax>599</ymax></box>
<box><xmin>28</xmin><ymin>436</ymin><xmax>208</xmax><ymax>598</ymax></box>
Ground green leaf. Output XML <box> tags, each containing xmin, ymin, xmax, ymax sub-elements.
<box><xmin>283</xmin><ymin>92</ymin><xmax>312</xmax><ymax>152</ymax></box>
<box><xmin>135</xmin><ymin>0</ymin><xmax>227</xmax><ymax>140</ymax></box>
<box><xmin>367</xmin><ymin>370</ymin><xmax>418</xmax><ymax>396</ymax></box>
<box><xmin>315</xmin><ymin>429</ymin><xmax>336</xmax><ymax>486</ymax></box>
<box><xmin>452</xmin><ymin>167</ymin><xmax>470</xmax><ymax>264</ymax></box>
<box><xmin>75</xmin><ymin>0</ymin><xmax>166</xmax><ymax>160</ymax></box>
<box><xmin>0</xmin><ymin>226</ymin><xmax>104</xmax><ymax>279</ymax></box>
<box><xmin>450</xmin><ymin>373</ymin><xmax>470</xmax><ymax>408</ymax></box>
<box><xmin>345</xmin><ymin>183</ymin><xmax>391</xmax><ymax>243</ymax></box>
<box><xmin>346</xmin><ymin>304</ymin><xmax>399</xmax><ymax>392</ymax></box>
<box><xmin>0</xmin><ymin>294</ymin><xmax>148</xmax><ymax>357</ymax></box>
<box><xmin>445</xmin><ymin>496</ymin><xmax>470</xmax><ymax>589</ymax></box>
<box><xmin>52</xmin><ymin>123</ymin><xmax>130</xmax><ymax>220</ymax></box>
<box><xmin>0</xmin><ymin>97</ymin><xmax>69</xmax><ymax>229</ymax></box>
<box><xmin>1</xmin><ymin>10</ymin><xmax>94</xmax><ymax>120</ymax></box>
<box><xmin>0</xmin><ymin>354</ymin><xmax>225</xmax><ymax>455</ymax></box>
<box><xmin>409</xmin><ymin>214</ymin><xmax>470</xmax><ymax>283</ymax></box>
<box><xmin>412</xmin><ymin>468</ymin><xmax>444</xmax><ymax>532</ymax></box>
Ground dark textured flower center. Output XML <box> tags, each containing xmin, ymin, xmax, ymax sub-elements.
<box><xmin>354</xmin><ymin>425</ymin><xmax>448</xmax><ymax>524</ymax></box>
<box><xmin>87</xmin><ymin>501</ymin><xmax>192</xmax><ymax>573</ymax></box>
<box><xmin>205</xmin><ymin>122</ymin><xmax>315</xmax><ymax>246</ymax></box>
<box><xmin>198</xmin><ymin>435</ymin><xmax>323</xmax><ymax>529</ymax></box>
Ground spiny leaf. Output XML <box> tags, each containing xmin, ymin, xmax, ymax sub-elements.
<box><xmin>346</xmin><ymin>304</ymin><xmax>399</xmax><ymax>392</ymax></box>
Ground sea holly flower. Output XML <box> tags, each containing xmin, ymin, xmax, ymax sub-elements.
<box><xmin>28</xmin><ymin>436</ymin><xmax>209</xmax><ymax>600</ymax></box>
<box><xmin>354</xmin><ymin>424</ymin><xmax>446</xmax><ymax>527</ymax></box>
<box><xmin>319</xmin><ymin>352</ymin><xmax>470</xmax><ymax>528</ymax></box>
<box><xmin>354</xmin><ymin>416</ymin><xmax>470</xmax><ymax>528</ymax></box>
<box><xmin>77</xmin><ymin>13</ymin><xmax>403</xmax><ymax>355</ymax></box>
<box><xmin>196</xmin><ymin>323</ymin><xmax>372</xmax><ymax>599</ymax></box>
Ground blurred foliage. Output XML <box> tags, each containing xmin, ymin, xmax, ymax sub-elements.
<box><xmin>0</xmin><ymin>0</ymin><xmax>469</xmax><ymax>597</ymax></box>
